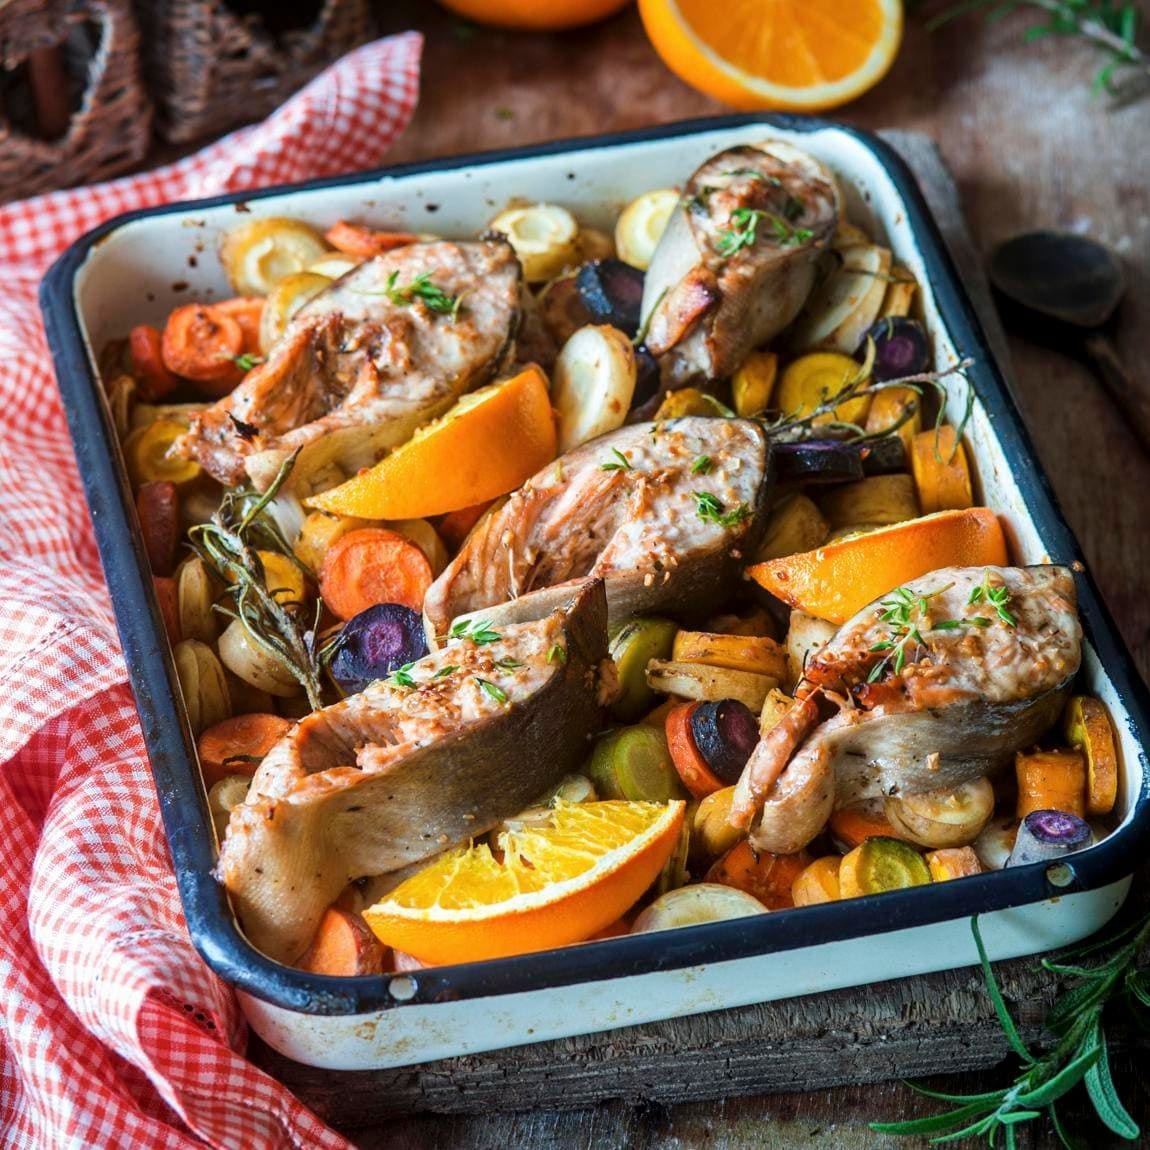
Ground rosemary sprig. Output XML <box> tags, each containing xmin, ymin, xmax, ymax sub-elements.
<box><xmin>692</xmin><ymin>491</ymin><xmax>753</xmax><ymax>528</ymax></box>
<box><xmin>926</xmin><ymin>1</ymin><xmax>1149</xmax><ymax>104</ymax></box>
<box><xmin>187</xmin><ymin>452</ymin><xmax>326</xmax><ymax>709</ymax></box>
<box><xmin>383</xmin><ymin>270</ymin><xmax>463</xmax><ymax>318</ymax></box>
<box><xmin>873</xmin><ymin>911</ymin><xmax>1149</xmax><ymax>1147</ymax></box>
<box><xmin>715</xmin><ymin>207</ymin><xmax>814</xmax><ymax>256</ymax></box>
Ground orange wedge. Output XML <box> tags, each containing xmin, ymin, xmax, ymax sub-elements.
<box><xmin>639</xmin><ymin>0</ymin><xmax>903</xmax><ymax>112</ymax></box>
<box><xmin>747</xmin><ymin>508</ymin><xmax>1008</xmax><ymax>625</ymax></box>
<box><xmin>434</xmin><ymin>0</ymin><xmax>632</xmax><ymax>30</ymax></box>
<box><xmin>363</xmin><ymin>800</ymin><xmax>685</xmax><ymax>965</ymax></box>
<box><xmin>308</xmin><ymin>365</ymin><xmax>555</xmax><ymax>520</ymax></box>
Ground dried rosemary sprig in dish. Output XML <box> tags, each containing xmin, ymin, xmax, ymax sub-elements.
<box><xmin>873</xmin><ymin>912</ymin><xmax>1149</xmax><ymax>1147</ymax></box>
<box><xmin>187</xmin><ymin>452</ymin><xmax>327</xmax><ymax>709</ymax></box>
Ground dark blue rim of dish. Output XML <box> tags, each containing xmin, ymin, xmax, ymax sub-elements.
<box><xmin>41</xmin><ymin>113</ymin><xmax>1150</xmax><ymax>1017</ymax></box>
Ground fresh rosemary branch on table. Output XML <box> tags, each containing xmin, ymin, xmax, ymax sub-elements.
<box><xmin>926</xmin><ymin>1</ymin><xmax>1149</xmax><ymax>103</ymax></box>
<box><xmin>187</xmin><ymin>452</ymin><xmax>328</xmax><ymax>710</ymax></box>
<box><xmin>873</xmin><ymin>911</ymin><xmax>1150</xmax><ymax>1147</ymax></box>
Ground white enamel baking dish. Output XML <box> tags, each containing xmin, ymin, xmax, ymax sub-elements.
<box><xmin>42</xmin><ymin>115</ymin><xmax>1150</xmax><ymax>1072</ymax></box>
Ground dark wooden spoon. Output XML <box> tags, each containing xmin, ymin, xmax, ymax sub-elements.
<box><xmin>989</xmin><ymin>230</ymin><xmax>1150</xmax><ymax>454</ymax></box>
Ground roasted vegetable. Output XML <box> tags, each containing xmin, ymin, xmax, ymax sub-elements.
<box><xmin>124</xmin><ymin>419</ymin><xmax>202</xmax><ymax>488</ymax></box>
<box><xmin>319</xmin><ymin>527</ymin><xmax>433</xmax><ymax>620</ymax></box>
<box><xmin>705</xmin><ymin>840</ymin><xmax>810</xmax><ymax>910</ymax></box>
<box><xmin>576</xmin><ymin>258</ymin><xmax>645</xmax><ymax>337</ymax></box>
<box><xmin>489</xmin><ymin>202</ymin><xmax>579</xmax><ymax>282</ymax></box>
<box><xmin>665</xmin><ymin>702</ymin><xmax>725</xmax><ymax>798</ymax></box>
<box><xmin>609</xmin><ymin>616</ymin><xmax>680</xmax><ymax>722</ymax></box>
<box><xmin>789</xmin><ymin>243</ymin><xmax>891</xmax><ymax>354</ymax></box>
<box><xmin>774</xmin><ymin>352</ymin><xmax>871</xmax><ymax>427</ymax></box>
<box><xmin>759</xmin><ymin>688</ymin><xmax>792</xmax><ymax>735</ymax></box>
<box><xmin>197</xmin><ymin>712</ymin><xmax>292</xmax><ymax>789</ymax></box>
<box><xmin>175</xmin><ymin>556</ymin><xmax>219</xmax><ymax>644</ymax></box>
<box><xmin>615</xmin><ymin>188</ymin><xmax>679</xmax><ymax>271</ymax></box>
<box><xmin>299</xmin><ymin>907</ymin><xmax>386</xmax><ymax>977</ymax></box>
<box><xmin>837</xmin><ymin>837</ymin><xmax>931</xmax><ymax>897</ymax></box>
<box><xmin>689</xmin><ymin>700</ymin><xmax>761</xmax><ymax>784</ymax></box>
<box><xmin>329</xmin><ymin>604</ymin><xmax>430</xmax><ymax>695</ymax></box>
<box><xmin>865</xmin><ymin>385</ymin><xmax>921</xmax><ymax>455</ymax></box>
<box><xmin>293</xmin><ymin>510</ymin><xmax>369</xmax><ymax>574</ymax></box>
<box><xmin>828</xmin><ymin>800</ymin><xmax>900</xmax><ymax>851</ymax></box>
<box><xmin>884</xmin><ymin>777</ymin><xmax>995</xmax><ymax>849</ymax></box>
<box><xmin>136</xmin><ymin>481</ymin><xmax>180</xmax><ymax>576</ymax></box>
<box><xmin>537</xmin><ymin>274</ymin><xmax>593</xmax><ymax>347</ymax></box>
<box><xmin>630</xmin><ymin>883</ymin><xmax>767</xmax><ymax>933</ymax></box>
<box><xmin>973</xmin><ymin>815</ymin><xmax>1019</xmax><ymax>871</ymax></box>
<box><xmin>754</xmin><ymin>494</ymin><xmax>829</xmax><ymax>563</ymax></box>
<box><xmin>672</xmin><ymin>631</ymin><xmax>786</xmax><ymax>680</ymax></box>
<box><xmin>391</xmin><ymin>518</ymin><xmax>450</xmax><ymax>578</ymax></box>
<box><xmin>1006</xmin><ymin>809</ymin><xmax>1092</xmax><ymax>867</ymax></box>
<box><xmin>587</xmin><ymin>724</ymin><xmax>687</xmax><ymax>802</ymax></box>
<box><xmin>862</xmin><ymin>316</ymin><xmax>929</xmax><ymax>381</ymax></box>
<box><xmin>791</xmin><ymin>856</ymin><xmax>842</xmax><ymax>906</ymax></box>
<box><xmin>783</xmin><ymin>610</ymin><xmax>837</xmax><ymax>692</ymax></box>
<box><xmin>259</xmin><ymin>270</ymin><xmax>331</xmax><ymax>353</ymax></box>
<box><xmin>772</xmin><ymin>440</ymin><xmax>866</xmax><ymax>485</ymax></box>
<box><xmin>878</xmin><ymin>267</ymin><xmax>917</xmax><ymax>320</ymax></box>
<box><xmin>646</xmin><ymin>659</ymin><xmax>774</xmax><ymax>710</ymax></box>
<box><xmin>208</xmin><ymin>774</ymin><xmax>251</xmax><ymax>841</ymax></box>
<box><xmin>1016</xmin><ymin>749</ymin><xmax>1087</xmax><ymax>819</ymax></box>
<box><xmin>911</xmin><ymin>427</ymin><xmax>974</xmax><ymax>514</ymax></box>
<box><xmin>653</xmin><ymin>387</ymin><xmax>732</xmax><ymax>420</ymax></box>
<box><xmin>688</xmin><ymin>786</ymin><xmax>742</xmax><ymax>867</ymax></box>
<box><xmin>173</xmin><ymin>638</ymin><xmax>233</xmax><ymax>735</ymax></box>
<box><xmin>552</xmin><ymin>324</ymin><xmax>637</xmax><ymax>452</ymax></box>
<box><xmin>221</xmin><ymin>217</ymin><xmax>330</xmax><ymax>296</ymax></box>
<box><xmin>217</xmin><ymin>619</ymin><xmax>302</xmax><ymax>698</ymax></box>
<box><xmin>731</xmin><ymin>350</ymin><xmax>778</xmax><ymax>417</ymax></box>
<box><xmin>925</xmin><ymin>846</ymin><xmax>983</xmax><ymax>882</ymax></box>
<box><xmin>1062</xmin><ymin>696</ymin><xmax>1119</xmax><ymax>817</ymax></box>
<box><xmin>816</xmin><ymin>474</ymin><xmax>919</xmax><ymax>530</ymax></box>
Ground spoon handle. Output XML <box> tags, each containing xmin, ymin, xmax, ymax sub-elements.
<box><xmin>1082</xmin><ymin>333</ymin><xmax>1150</xmax><ymax>457</ymax></box>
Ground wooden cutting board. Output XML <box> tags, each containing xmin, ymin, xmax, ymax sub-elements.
<box><xmin>250</xmin><ymin>131</ymin><xmax>1147</xmax><ymax>1136</ymax></box>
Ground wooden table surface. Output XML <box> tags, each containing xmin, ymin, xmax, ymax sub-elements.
<box><xmin>334</xmin><ymin>6</ymin><xmax>1150</xmax><ymax>1146</ymax></box>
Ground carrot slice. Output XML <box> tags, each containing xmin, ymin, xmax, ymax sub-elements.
<box><xmin>705</xmin><ymin>840</ymin><xmax>811</xmax><ymax>910</ymax></box>
<box><xmin>1062</xmin><ymin>696</ymin><xmax>1119</xmax><ymax>817</ymax></box>
<box><xmin>153</xmin><ymin>576</ymin><xmax>181</xmax><ymax>644</ymax></box>
<box><xmin>319</xmin><ymin>527</ymin><xmax>434</xmax><ymax>621</ymax></box>
<box><xmin>197</xmin><ymin>712</ymin><xmax>292</xmax><ymax>789</ymax></box>
<box><xmin>665</xmin><ymin>701</ymin><xmax>726</xmax><ymax>799</ymax></box>
<box><xmin>911</xmin><ymin>426</ymin><xmax>974</xmax><ymax>514</ymax></box>
<box><xmin>791</xmin><ymin>855</ymin><xmax>842</xmax><ymax>906</ymax></box>
<box><xmin>324</xmin><ymin>220</ymin><xmax>421</xmax><ymax>259</ymax></box>
<box><xmin>436</xmin><ymin>499</ymin><xmax>496</xmax><ymax>552</ymax></box>
<box><xmin>299</xmin><ymin>907</ymin><xmax>386</xmax><ymax>976</ymax></box>
<box><xmin>1015</xmin><ymin>749</ymin><xmax>1086</xmax><ymax>819</ymax></box>
<box><xmin>213</xmin><ymin>297</ymin><xmax>265</xmax><ymax>355</ymax></box>
<box><xmin>925</xmin><ymin>846</ymin><xmax>983</xmax><ymax>882</ymax></box>
<box><xmin>136</xmin><ymin>481</ymin><xmax>180</xmax><ymax>575</ymax></box>
<box><xmin>128</xmin><ymin>324</ymin><xmax>179</xmax><ymax>400</ymax></box>
<box><xmin>161</xmin><ymin>303</ymin><xmax>245</xmax><ymax>394</ymax></box>
<box><xmin>828</xmin><ymin>801</ymin><xmax>900</xmax><ymax>850</ymax></box>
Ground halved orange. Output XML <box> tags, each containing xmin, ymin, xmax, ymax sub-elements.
<box><xmin>307</xmin><ymin>365</ymin><xmax>556</xmax><ymax>520</ymax></box>
<box><xmin>747</xmin><ymin>507</ymin><xmax>1008</xmax><ymax>625</ymax></box>
<box><xmin>639</xmin><ymin>0</ymin><xmax>903</xmax><ymax>112</ymax></box>
<box><xmin>433</xmin><ymin>0</ymin><xmax>632</xmax><ymax>31</ymax></box>
<box><xmin>363</xmin><ymin>800</ymin><xmax>685</xmax><ymax>965</ymax></box>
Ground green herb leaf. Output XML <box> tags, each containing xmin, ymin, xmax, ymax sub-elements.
<box><xmin>385</xmin><ymin>270</ymin><xmax>463</xmax><ymax>318</ymax></box>
<box><xmin>234</xmin><ymin>352</ymin><xmax>264</xmax><ymax>372</ymax></box>
<box><xmin>869</xmin><ymin>1099</ymin><xmax>998</xmax><ymax>1136</ymax></box>
<box><xmin>600</xmin><ymin>447</ymin><xmax>633</xmax><ymax>472</ymax></box>
<box><xmin>494</xmin><ymin>657</ymin><xmax>524</xmax><ymax>670</ymax></box>
<box><xmin>714</xmin><ymin>206</ymin><xmax>813</xmax><ymax>257</ymax></box>
<box><xmin>690</xmin><ymin>455</ymin><xmax>713</xmax><ymax>475</ymax></box>
<box><xmin>1084</xmin><ymin>1025</ymin><xmax>1140</xmax><ymax>1138</ymax></box>
<box><xmin>432</xmin><ymin>664</ymin><xmax>459</xmax><ymax>679</ymax></box>
<box><xmin>476</xmin><ymin>677</ymin><xmax>509</xmax><ymax>705</ymax></box>
<box><xmin>972</xmin><ymin>915</ymin><xmax>1037</xmax><ymax>1064</ymax></box>
<box><xmin>547</xmin><ymin>643</ymin><xmax>567</xmax><ymax>665</ymax></box>
<box><xmin>692</xmin><ymin>490</ymin><xmax>752</xmax><ymax>528</ymax></box>
<box><xmin>389</xmin><ymin>662</ymin><xmax>417</xmax><ymax>689</ymax></box>
<box><xmin>450</xmin><ymin>618</ymin><xmax>502</xmax><ymax>644</ymax></box>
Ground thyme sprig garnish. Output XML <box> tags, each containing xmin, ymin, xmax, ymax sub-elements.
<box><xmin>866</xmin><ymin>583</ymin><xmax>954</xmax><ymax>682</ymax></box>
<box><xmin>234</xmin><ymin>352</ymin><xmax>264</xmax><ymax>372</ymax></box>
<box><xmin>600</xmin><ymin>447</ymin><xmax>633</xmax><ymax>472</ymax></box>
<box><xmin>874</xmin><ymin>912</ymin><xmax>1149</xmax><ymax>1147</ymax></box>
<box><xmin>926</xmin><ymin>0</ymin><xmax>1149</xmax><ymax>105</ymax></box>
<box><xmin>187</xmin><ymin>452</ymin><xmax>326</xmax><ymax>709</ymax></box>
<box><xmin>692</xmin><ymin>490</ymin><xmax>753</xmax><ymax>528</ymax></box>
<box><xmin>449</xmin><ymin>618</ymin><xmax>502</xmax><ymax>644</ymax></box>
<box><xmin>691</xmin><ymin>455</ymin><xmax>713</xmax><ymax>476</ymax></box>
<box><xmin>547</xmin><ymin>643</ymin><xmax>567</xmax><ymax>665</ymax></box>
<box><xmin>715</xmin><ymin>207</ymin><xmax>813</xmax><ymax>256</ymax></box>
<box><xmin>476</xmin><ymin>677</ymin><xmax>509</xmax><ymax>705</ymax></box>
<box><xmin>970</xmin><ymin>570</ymin><xmax>1018</xmax><ymax>627</ymax></box>
<box><xmin>383</xmin><ymin>270</ymin><xmax>463</xmax><ymax>318</ymax></box>
<box><xmin>389</xmin><ymin>662</ymin><xmax>417</xmax><ymax>689</ymax></box>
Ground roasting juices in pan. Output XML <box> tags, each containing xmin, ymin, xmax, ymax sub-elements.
<box><xmin>98</xmin><ymin>140</ymin><xmax>1123</xmax><ymax>977</ymax></box>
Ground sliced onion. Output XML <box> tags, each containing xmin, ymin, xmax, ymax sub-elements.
<box><xmin>631</xmin><ymin>883</ymin><xmax>767</xmax><ymax>934</ymax></box>
<box><xmin>552</xmin><ymin>324</ymin><xmax>637</xmax><ymax>452</ymax></box>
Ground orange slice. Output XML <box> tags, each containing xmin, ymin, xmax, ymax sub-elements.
<box><xmin>308</xmin><ymin>365</ymin><xmax>556</xmax><ymax>520</ymax></box>
<box><xmin>747</xmin><ymin>507</ymin><xmax>1008</xmax><ymax>625</ymax></box>
<box><xmin>363</xmin><ymin>800</ymin><xmax>685</xmax><ymax>965</ymax></box>
<box><xmin>433</xmin><ymin>0</ymin><xmax>632</xmax><ymax>30</ymax></box>
<box><xmin>639</xmin><ymin>0</ymin><xmax>903</xmax><ymax>112</ymax></box>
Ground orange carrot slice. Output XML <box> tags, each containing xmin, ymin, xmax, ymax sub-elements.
<box><xmin>704</xmin><ymin>840</ymin><xmax>811</xmax><ymax>910</ymax></box>
<box><xmin>128</xmin><ymin>324</ymin><xmax>179</xmax><ymax>400</ymax></box>
<box><xmin>324</xmin><ymin>220</ymin><xmax>420</xmax><ymax>259</ymax></box>
<box><xmin>435</xmin><ymin>499</ymin><xmax>497</xmax><ymax>552</ymax></box>
<box><xmin>299</xmin><ymin>907</ymin><xmax>386</xmax><ymax>976</ymax></box>
<box><xmin>136</xmin><ymin>481</ymin><xmax>180</xmax><ymax>576</ymax></box>
<box><xmin>319</xmin><ymin>527</ymin><xmax>433</xmax><ymax>621</ymax></box>
<box><xmin>153</xmin><ymin>576</ymin><xmax>181</xmax><ymax>644</ymax></box>
<box><xmin>1015</xmin><ymin>749</ymin><xmax>1087</xmax><ymax>820</ymax></box>
<box><xmin>213</xmin><ymin>297</ymin><xmax>265</xmax><ymax>355</ymax></box>
<box><xmin>161</xmin><ymin>303</ymin><xmax>245</xmax><ymax>394</ymax></box>
<box><xmin>197</xmin><ymin>713</ymin><xmax>293</xmax><ymax>789</ymax></box>
<box><xmin>828</xmin><ymin>801</ymin><xmax>900</xmax><ymax>850</ymax></box>
<box><xmin>665</xmin><ymin>701</ymin><xmax>726</xmax><ymax>799</ymax></box>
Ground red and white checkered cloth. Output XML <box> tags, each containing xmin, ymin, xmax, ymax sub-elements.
<box><xmin>0</xmin><ymin>33</ymin><xmax>421</xmax><ymax>1149</ymax></box>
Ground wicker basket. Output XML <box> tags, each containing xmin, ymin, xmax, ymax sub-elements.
<box><xmin>136</xmin><ymin>0</ymin><xmax>374</xmax><ymax>145</ymax></box>
<box><xmin>0</xmin><ymin>0</ymin><xmax>152</xmax><ymax>205</ymax></box>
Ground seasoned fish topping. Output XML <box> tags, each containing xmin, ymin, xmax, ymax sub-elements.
<box><xmin>176</xmin><ymin>239</ymin><xmax>521</xmax><ymax>490</ymax></box>
<box><xmin>422</xmin><ymin>416</ymin><xmax>771</xmax><ymax>638</ymax></box>
<box><xmin>731</xmin><ymin>566</ymin><xmax>1082</xmax><ymax>854</ymax></box>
